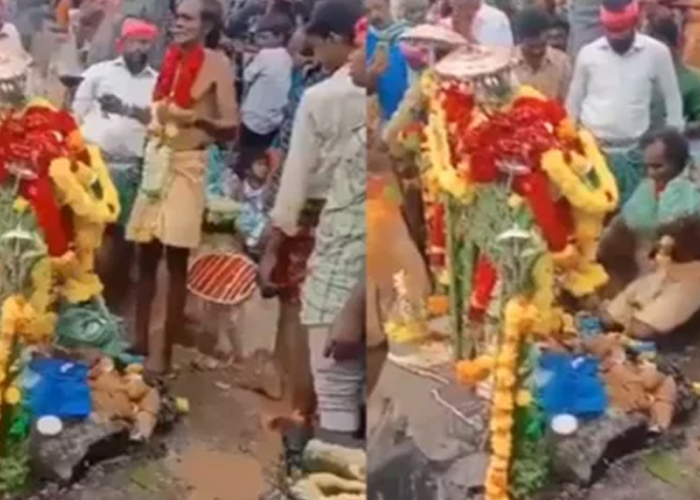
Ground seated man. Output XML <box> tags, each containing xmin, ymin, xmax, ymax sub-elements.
<box><xmin>599</xmin><ymin>127</ymin><xmax>700</xmax><ymax>338</ymax></box>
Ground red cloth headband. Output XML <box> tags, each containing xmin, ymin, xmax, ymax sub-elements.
<box><xmin>600</xmin><ymin>0</ymin><xmax>640</xmax><ymax>32</ymax></box>
<box><xmin>116</xmin><ymin>18</ymin><xmax>158</xmax><ymax>52</ymax></box>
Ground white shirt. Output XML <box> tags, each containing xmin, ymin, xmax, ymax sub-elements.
<box><xmin>0</xmin><ymin>22</ymin><xmax>23</xmax><ymax>53</ymax></box>
<box><xmin>241</xmin><ymin>47</ymin><xmax>293</xmax><ymax>135</ymax></box>
<box><xmin>566</xmin><ymin>34</ymin><xmax>684</xmax><ymax>143</ymax></box>
<box><xmin>72</xmin><ymin>57</ymin><xmax>158</xmax><ymax>158</ymax></box>
<box><xmin>440</xmin><ymin>4</ymin><xmax>514</xmax><ymax>48</ymax></box>
<box><xmin>270</xmin><ymin>66</ymin><xmax>366</xmax><ymax>235</ymax></box>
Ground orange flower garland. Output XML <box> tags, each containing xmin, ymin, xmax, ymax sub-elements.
<box><xmin>485</xmin><ymin>298</ymin><xmax>538</xmax><ymax>500</ymax></box>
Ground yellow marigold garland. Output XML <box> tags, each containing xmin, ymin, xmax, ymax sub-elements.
<box><xmin>540</xmin><ymin>130</ymin><xmax>618</xmax><ymax>215</ymax></box>
<box><xmin>0</xmin><ymin>295</ymin><xmax>34</xmax><ymax>452</ymax></box>
<box><xmin>49</xmin><ymin>145</ymin><xmax>119</xmax><ymax>302</ymax></box>
<box><xmin>422</xmin><ymin>73</ymin><xmax>474</xmax><ymax>203</ymax></box>
<box><xmin>49</xmin><ymin>145</ymin><xmax>120</xmax><ymax>225</ymax></box>
<box><xmin>485</xmin><ymin>298</ymin><xmax>538</xmax><ymax>500</ymax></box>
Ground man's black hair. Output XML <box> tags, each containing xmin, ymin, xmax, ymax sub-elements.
<box><xmin>256</xmin><ymin>12</ymin><xmax>294</xmax><ymax>38</ymax></box>
<box><xmin>648</xmin><ymin>16</ymin><xmax>681</xmax><ymax>48</ymax></box>
<box><xmin>201</xmin><ymin>0</ymin><xmax>225</xmax><ymax>49</ymax></box>
<box><xmin>640</xmin><ymin>127</ymin><xmax>691</xmax><ymax>175</ymax></box>
<box><xmin>513</xmin><ymin>7</ymin><xmax>553</xmax><ymax>41</ymax></box>
<box><xmin>601</xmin><ymin>0</ymin><xmax>634</xmax><ymax>13</ymax></box>
<box><xmin>305</xmin><ymin>0</ymin><xmax>363</xmax><ymax>42</ymax></box>
<box><xmin>551</xmin><ymin>14</ymin><xmax>569</xmax><ymax>33</ymax></box>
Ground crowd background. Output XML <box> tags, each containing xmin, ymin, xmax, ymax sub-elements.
<box><xmin>3</xmin><ymin>0</ymin><xmax>700</xmax><ymax>477</ymax></box>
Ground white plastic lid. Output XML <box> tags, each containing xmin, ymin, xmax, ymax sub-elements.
<box><xmin>551</xmin><ymin>414</ymin><xmax>578</xmax><ymax>436</ymax></box>
<box><xmin>37</xmin><ymin>416</ymin><xmax>63</xmax><ymax>437</ymax></box>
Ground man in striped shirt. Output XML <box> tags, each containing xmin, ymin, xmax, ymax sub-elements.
<box><xmin>301</xmin><ymin>121</ymin><xmax>366</xmax><ymax>443</ymax></box>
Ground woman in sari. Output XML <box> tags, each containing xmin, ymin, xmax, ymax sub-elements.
<box><xmin>599</xmin><ymin>128</ymin><xmax>700</xmax><ymax>339</ymax></box>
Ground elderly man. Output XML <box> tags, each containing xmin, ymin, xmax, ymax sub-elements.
<box><xmin>72</xmin><ymin>18</ymin><xmax>159</xmax><ymax>313</ymax></box>
<box><xmin>566</xmin><ymin>0</ymin><xmax>683</xmax><ymax>205</ymax></box>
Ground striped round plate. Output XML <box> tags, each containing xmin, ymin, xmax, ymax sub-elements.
<box><xmin>187</xmin><ymin>252</ymin><xmax>258</xmax><ymax>306</ymax></box>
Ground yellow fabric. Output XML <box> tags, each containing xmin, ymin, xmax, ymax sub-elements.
<box><xmin>126</xmin><ymin>150</ymin><xmax>207</xmax><ymax>249</ymax></box>
<box><xmin>607</xmin><ymin>261</ymin><xmax>700</xmax><ymax>333</ymax></box>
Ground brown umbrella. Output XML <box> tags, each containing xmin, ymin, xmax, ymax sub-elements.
<box><xmin>399</xmin><ymin>23</ymin><xmax>467</xmax><ymax>49</ymax></box>
<box><xmin>434</xmin><ymin>45</ymin><xmax>513</xmax><ymax>82</ymax></box>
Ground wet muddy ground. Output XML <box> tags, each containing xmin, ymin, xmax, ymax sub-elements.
<box><xmin>57</xmin><ymin>362</ymin><xmax>285</xmax><ymax>500</ymax></box>
<box><xmin>42</xmin><ymin>267</ymin><xmax>287</xmax><ymax>500</ymax></box>
<box><xmin>369</xmin><ymin>334</ymin><xmax>700</xmax><ymax>500</ymax></box>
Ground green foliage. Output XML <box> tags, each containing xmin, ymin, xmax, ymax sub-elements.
<box><xmin>510</xmin><ymin>346</ymin><xmax>550</xmax><ymax>499</ymax></box>
<box><xmin>0</xmin><ymin>405</ymin><xmax>32</xmax><ymax>494</ymax></box>
<box><xmin>510</xmin><ymin>403</ymin><xmax>550</xmax><ymax>500</ymax></box>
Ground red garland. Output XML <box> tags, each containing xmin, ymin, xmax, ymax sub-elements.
<box><xmin>20</xmin><ymin>176</ymin><xmax>71</xmax><ymax>256</ymax></box>
<box><xmin>0</xmin><ymin>105</ymin><xmax>80</xmax><ymax>256</ymax></box>
<box><xmin>464</xmin><ymin>106</ymin><xmax>562</xmax><ymax>182</ymax></box>
<box><xmin>428</xmin><ymin>202</ymin><xmax>447</xmax><ymax>269</ymax></box>
<box><xmin>153</xmin><ymin>44</ymin><xmax>206</xmax><ymax>109</ymax></box>
<box><xmin>513</xmin><ymin>170</ymin><xmax>573</xmax><ymax>252</ymax></box>
<box><xmin>441</xmin><ymin>84</ymin><xmax>476</xmax><ymax>166</ymax></box>
<box><xmin>468</xmin><ymin>255</ymin><xmax>498</xmax><ymax>321</ymax></box>
<box><xmin>438</xmin><ymin>91</ymin><xmax>578</xmax><ymax>253</ymax></box>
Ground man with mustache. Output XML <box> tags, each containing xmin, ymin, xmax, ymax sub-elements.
<box><xmin>72</xmin><ymin>18</ymin><xmax>159</xmax><ymax>314</ymax></box>
<box><xmin>566</xmin><ymin>0</ymin><xmax>683</xmax><ymax>206</ymax></box>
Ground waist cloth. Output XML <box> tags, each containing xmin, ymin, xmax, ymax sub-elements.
<box><xmin>600</xmin><ymin>142</ymin><xmax>644</xmax><ymax>208</ymax></box>
<box><xmin>126</xmin><ymin>149</ymin><xmax>207</xmax><ymax>249</ymax></box>
<box><xmin>103</xmin><ymin>154</ymin><xmax>142</xmax><ymax>228</ymax></box>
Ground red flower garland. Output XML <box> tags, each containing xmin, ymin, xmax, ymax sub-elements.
<box><xmin>0</xmin><ymin>105</ymin><xmax>80</xmax><ymax>256</ymax></box>
<box><xmin>153</xmin><ymin>44</ymin><xmax>206</xmax><ymax>109</ymax></box>
<box><xmin>441</xmin><ymin>84</ymin><xmax>475</xmax><ymax>166</ymax></box>
<box><xmin>468</xmin><ymin>256</ymin><xmax>498</xmax><ymax>321</ymax></box>
<box><xmin>20</xmin><ymin>176</ymin><xmax>71</xmax><ymax>256</ymax></box>
<box><xmin>513</xmin><ymin>171</ymin><xmax>573</xmax><ymax>252</ymax></box>
<box><xmin>428</xmin><ymin>202</ymin><xmax>447</xmax><ymax>270</ymax></box>
<box><xmin>439</xmin><ymin>91</ymin><xmax>578</xmax><ymax>253</ymax></box>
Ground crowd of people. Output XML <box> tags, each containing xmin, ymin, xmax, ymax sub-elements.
<box><xmin>1</xmin><ymin>0</ymin><xmax>369</xmax><ymax>449</ymax></box>
<box><xmin>3</xmin><ymin>0</ymin><xmax>700</xmax><ymax>485</ymax></box>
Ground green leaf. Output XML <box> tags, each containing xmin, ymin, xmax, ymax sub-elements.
<box><xmin>644</xmin><ymin>452</ymin><xmax>686</xmax><ymax>487</ymax></box>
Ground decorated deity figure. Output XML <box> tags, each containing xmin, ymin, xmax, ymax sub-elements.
<box><xmin>384</xmin><ymin>25</ymin><xmax>622</xmax><ymax>500</ymax></box>
<box><xmin>0</xmin><ymin>41</ymin><xmax>121</xmax><ymax>484</ymax></box>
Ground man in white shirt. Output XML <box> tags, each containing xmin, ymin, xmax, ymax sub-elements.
<box><xmin>72</xmin><ymin>18</ymin><xmax>158</xmax><ymax>313</ymax></box>
<box><xmin>440</xmin><ymin>0</ymin><xmax>513</xmax><ymax>48</ymax></box>
<box><xmin>0</xmin><ymin>7</ymin><xmax>23</xmax><ymax>54</ymax></box>
<box><xmin>237</xmin><ymin>13</ymin><xmax>293</xmax><ymax>176</ymax></box>
<box><xmin>566</xmin><ymin>0</ymin><xmax>683</xmax><ymax>205</ymax></box>
<box><xmin>260</xmin><ymin>0</ymin><xmax>366</xmax><ymax>444</ymax></box>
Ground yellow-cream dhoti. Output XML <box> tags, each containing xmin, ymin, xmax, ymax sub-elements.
<box><xmin>126</xmin><ymin>150</ymin><xmax>207</xmax><ymax>249</ymax></box>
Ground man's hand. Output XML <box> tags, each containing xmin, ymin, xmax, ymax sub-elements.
<box><xmin>98</xmin><ymin>93</ymin><xmax>125</xmax><ymax>115</ymax></box>
<box><xmin>124</xmin><ymin>105</ymin><xmax>151</xmax><ymax>125</ymax></box>
<box><xmin>258</xmin><ymin>250</ymin><xmax>280</xmax><ymax>298</ymax></box>
<box><xmin>258</xmin><ymin>226</ymin><xmax>282</xmax><ymax>299</ymax></box>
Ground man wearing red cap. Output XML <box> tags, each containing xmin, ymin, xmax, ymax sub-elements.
<box><xmin>566</xmin><ymin>0</ymin><xmax>683</xmax><ymax>205</ymax></box>
<box><xmin>72</xmin><ymin>18</ymin><xmax>159</xmax><ymax>313</ymax></box>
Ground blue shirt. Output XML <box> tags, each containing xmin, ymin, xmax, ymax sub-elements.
<box><xmin>366</xmin><ymin>26</ymin><xmax>410</xmax><ymax>123</ymax></box>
